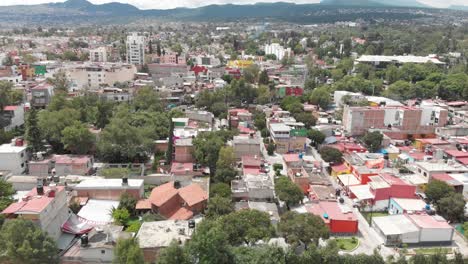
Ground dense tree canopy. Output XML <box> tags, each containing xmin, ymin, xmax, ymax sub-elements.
<box><xmin>0</xmin><ymin>219</ymin><xmax>59</xmax><ymax>264</ymax></box>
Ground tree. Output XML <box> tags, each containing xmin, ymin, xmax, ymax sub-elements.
<box><xmin>216</xmin><ymin>146</ymin><xmax>236</xmax><ymax>170</ymax></box>
<box><xmin>274</xmin><ymin>177</ymin><xmax>303</xmax><ymax>209</ymax></box>
<box><xmin>219</xmin><ymin>209</ymin><xmax>275</xmax><ymax>246</ymax></box>
<box><xmin>258</xmin><ymin>70</ymin><xmax>269</xmax><ymax>85</ymax></box>
<box><xmin>437</xmin><ymin>192</ymin><xmax>465</xmax><ymax>222</ymax></box>
<box><xmin>186</xmin><ymin>220</ymin><xmax>233</xmax><ymax>264</ymax></box>
<box><xmin>425</xmin><ymin>180</ymin><xmax>454</xmax><ymax>205</ymax></box>
<box><xmin>267</xmin><ymin>143</ymin><xmax>276</xmax><ymax>156</ymax></box>
<box><xmin>166</xmin><ymin>119</ymin><xmax>174</xmax><ymax>164</ymax></box>
<box><xmin>158</xmin><ymin>240</ymin><xmax>190</xmax><ymax>264</ymax></box>
<box><xmin>309</xmin><ymin>87</ymin><xmax>331</xmax><ymax>109</ymax></box>
<box><xmin>48</xmin><ymin>70</ymin><xmax>70</xmax><ymax>93</ymax></box>
<box><xmin>319</xmin><ymin>147</ymin><xmax>343</xmax><ymax>164</ymax></box>
<box><xmin>257</xmin><ymin>85</ymin><xmax>271</xmax><ymax>105</ymax></box>
<box><xmin>193</xmin><ymin>132</ymin><xmax>225</xmax><ymax>176</ymax></box>
<box><xmin>214</xmin><ymin>167</ymin><xmax>238</xmax><ymax>184</ymax></box>
<box><xmin>0</xmin><ymin>81</ymin><xmax>13</xmax><ymax>114</ymax></box>
<box><xmin>112</xmin><ymin>208</ymin><xmax>130</xmax><ymax>226</ymax></box>
<box><xmin>362</xmin><ymin>131</ymin><xmax>383</xmax><ymax>153</ymax></box>
<box><xmin>308</xmin><ymin>129</ymin><xmax>326</xmax><ymax>147</ymax></box>
<box><xmin>386</xmin><ymin>65</ymin><xmax>400</xmax><ymax>84</ymax></box>
<box><xmin>304</xmin><ymin>78</ymin><xmax>316</xmax><ymax>90</ymax></box>
<box><xmin>118</xmin><ymin>193</ymin><xmax>137</xmax><ymax>217</ymax></box>
<box><xmin>0</xmin><ymin>219</ymin><xmax>59</xmax><ymax>264</ymax></box>
<box><xmin>294</xmin><ymin>112</ymin><xmax>316</xmax><ymax>128</ymax></box>
<box><xmin>278</xmin><ymin>211</ymin><xmax>330</xmax><ymax>248</ymax></box>
<box><xmin>25</xmin><ymin>108</ymin><xmax>43</xmax><ymax>153</ymax></box>
<box><xmin>232</xmin><ymin>245</ymin><xmax>289</xmax><ymax>264</ymax></box>
<box><xmin>97</xmin><ymin>118</ymin><xmax>153</xmax><ymax>163</ymax></box>
<box><xmin>0</xmin><ymin>179</ymin><xmax>15</xmax><ymax>211</ymax></box>
<box><xmin>243</xmin><ymin>64</ymin><xmax>260</xmax><ymax>84</ymax></box>
<box><xmin>113</xmin><ymin>238</ymin><xmax>145</xmax><ymax>264</ymax></box>
<box><xmin>206</xmin><ymin>196</ymin><xmax>234</xmax><ymax>219</ymax></box>
<box><xmin>61</xmin><ymin>121</ymin><xmax>95</xmax><ymax>154</ymax></box>
<box><xmin>95</xmin><ymin>100</ymin><xmax>113</xmax><ymax>129</ymax></box>
<box><xmin>133</xmin><ymin>86</ymin><xmax>163</xmax><ymax>112</ymax></box>
<box><xmin>210</xmin><ymin>183</ymin><xmax>231</xmax><ymax>198</ymax></box>
<box><xmin>383</xmin><ymin>80</ymin><xmax>412</xmax><ymax>101</ymax></box>
<box><xmin>38</xmin><ymin>108</ymin><xmax>80</xmax><ymax>151</ymax></box>
<box><xmin>2</xmin><ymin>56</ymin><xmax>13</xmax><ymax>66</ymax></box>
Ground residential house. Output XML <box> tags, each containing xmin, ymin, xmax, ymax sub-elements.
<box><xmin>2</xmin><ymin>105</ymin><xmax>24</xmax><ymax>131</ymax></box>
<box><xmin>31</xmin><ymin>82</ymin><xmax>54</xmax><ymax>109</ymax></box>
<box><xmin>0</xmin><ymin>139</ymin><xmax>28</xmax><ymax>175</ymax></box>
<box><xmin>2</xmin><ymin>184</ymin><xmax>70</xmax><ymax>240</ymax></box>
<box><xmin>231</xmin><ymin>174</ymin><xmax>275</xmax><ymax>201</ymax></box>
<box><xmin>372</xmin><ymin>214</ymin><xmax>454</xmax><ymax>246</ymax></box>
<box><xmin>147</xmin><ymin>182</ymin><xmax>208</xmax><ymax>220</ymax></box>
<box><xmin>62</xmin><ymin>225</ymin><xmax>131</xmax><ymax>264</ymax></box>
<box><xmin>54</xmin><ymin>155</ymin><xmax>94</xmax><ymax>176</ymax></box>
<box><xmin>137</xmin><ymin>220</ymin><xmax>198</xmax><ymax>263</ymax></box>
<box><xmin>307</xmin><ymin>201</ymin><xmax>358</xmax><ymax>234</ymax></box>
<box><xmin>73</xmin><ymin>178</ymin><xmax>144</xmax><ymax>200</ymax></box>
<box><xmin>232</xmin><ymin>135</ymin><xmax>261</xmax><ymax>160</ymax></box>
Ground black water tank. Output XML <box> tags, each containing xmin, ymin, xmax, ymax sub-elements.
<box><xmin>81</xmin><ymin>234</ymin><xmax>89</xmax><ymax>247</ymax></box>
<box><xmin>188</xmin><ymin>220</ymin><xmax>196</xmax><ymax>229</ymax></box>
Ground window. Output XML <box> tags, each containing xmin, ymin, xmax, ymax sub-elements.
<box><xmin>21</xmin><ymin>163</ymin><xmax>24</xmax><ymax>168</ymax></box>
<box><xmin>101</xmin><ymin>250</ymin><xmax>105</xmax><ymax>254</ymax></box>
<box><xmin>423</xmin><ymin>172</ymin><xmax>427</xmax><ymax>177</ymax></box>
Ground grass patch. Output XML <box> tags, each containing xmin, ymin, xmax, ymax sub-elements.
<box><xmin>413</xmin><ymin>248</ymin><xmax>451</xmax><ymax>255</ymax></box>
<box><xmin>336</xmin><ymin>237</ymin><xmax>359</xmax><ymax>251</ymax></box>
<box><xmin>361</xmin><ymin>211</ymin><xmax>389</xmax><ymax>224</ymax></box>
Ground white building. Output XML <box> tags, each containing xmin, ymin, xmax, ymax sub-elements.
<box><xmin>67</xmin><ymin>63</ymin><xmax>137</xmax><ymax>91</ymax></box>
<box><xmin>372</xmin><ymin>214</ymin><xmax>454</xmax><ymax>246</ymax></box>
<box><xmin>2</xmin><ymin>185</ymin><xmax>71</xmax><ymax>240</ymax></box>
<box><xmin>0</xmin><ymin>140</ymin><xmax>28</xmax><ymax>174</ymax></box>
<box><xmin>264</xmin><ymin>43</ymin><xmax>291</xmax><ymax>60</ymax></box>
<box><xmin>89</xmin><ymin>47</ymin><xmax>107</xmax><ymax>62</ymax></box>
<box><xmin>126</xmin><ymin>33</ymin><xmax>146</xmax><ymax>65</ymax></box>
<box><xmin>2</xmin><ymin>105</ymin><xmax>24</xmax><ymax>131</ymax></box>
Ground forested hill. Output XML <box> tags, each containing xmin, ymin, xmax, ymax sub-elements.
<box><xmin>0</xmin><ymin>0</ymin><xmax>466</xmax><ymax>26</ymax></box>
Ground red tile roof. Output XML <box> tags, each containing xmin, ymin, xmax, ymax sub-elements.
<box><xmin>307</xmin><ymin>201</ymin><xmax>357</xmax><ymax>222</ymax></box>
<box><xmin>242</xmin><ymin>155</ymin><xmax>261</xmax><ymax>167</ymax></box>
<box><xmin>283</xmin><ymin>154</ymin><xmax>301</xmax><ymax>163</ymax></box>
<box><xmin>331</xmin><ymin>163</ymin><xmax>348</xmax><ymax>172</ymax></box>
<box><xmin>149</xmin><ymin>182</ymin><xmax>179</xmax><ymax>207</ymax></box>
<box><xmin>3</xmin><ymin>105</ymin><xmax>19</xmax><ymax>111</ymax></box>
<box><xmin>169</xmin><ymin>207</ymin><xmax>194</xmax><ymax>220</ymax></box>
<box><xmin>149</xmin><ymin>182</ymin><xmax>208</xmax><ymax>209</ymax></box>
<box><xmin>178</xmin><ymin>184</ymin><xmax>208</xmax><ymax>207</ymax></box>
<box><xmin>136</xmin><ymin>199</ymin><xmax>152</xmax><ymax>210</ymax></box>
<box><xmin>445</xmin><ymin>150</ymin><xmax>468</xmax><ymax>158</ymax></box>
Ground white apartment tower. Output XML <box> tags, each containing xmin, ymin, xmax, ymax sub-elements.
<box><xmin>126</xmin><ymin>33</ymin><xmax>146</xmax><ymax>65</ymax></box>
<box><xmin>264</xmin><ymin>43</ymin><xmax>291</xmax><ymax>60</ymax></box>
<box><xmin>89</xmin><ymin>47</ymin><xmax>107</xmax><ymax>62</ymax></box>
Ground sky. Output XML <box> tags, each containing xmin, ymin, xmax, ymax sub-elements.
<box><xmin>1</xmin><ymin>0</ymin><xmax>467</xmax><ymax>9</ymax></box>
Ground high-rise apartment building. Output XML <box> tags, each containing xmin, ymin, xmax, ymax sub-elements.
<box><xmin>126</xmin><ymin>33</ymin><xmax>145</xmax><ymax>65</ymax></box>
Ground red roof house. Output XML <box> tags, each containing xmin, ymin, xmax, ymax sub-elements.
<box><xmin>148</xmin><ymin>182</ymin><xmax>208</xmax><ymax>220</ymax></box>
<box><xmin>307</xmin><ymin>201</ymin><xmax>358</xmax><ymax>234</ymax></box>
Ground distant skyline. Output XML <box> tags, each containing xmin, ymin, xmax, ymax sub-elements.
<box><xmin>1</xmin><ymin>0</ymin><xmax>467</xmax><ymax>9</ymax></box>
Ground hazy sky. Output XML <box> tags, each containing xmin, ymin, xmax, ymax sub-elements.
<box><xmin>1</xmin><ymin>0</ymin><xmax>467</xmax><ymax>9</ymax></box>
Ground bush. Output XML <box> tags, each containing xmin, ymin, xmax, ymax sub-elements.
<box><xmin>112</xmin><ymin>208</ymin><xmax>130</xmax><ymax>226</ymax></box>
<box><xmin>125</xmin><ymin>221</ymin><xmax>141</xmax><ymax>233</ymax></box>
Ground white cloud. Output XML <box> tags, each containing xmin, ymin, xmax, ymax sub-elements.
<box><xmin>1</xmin><ymin>0</ymin><xmax>467</xmax><ymax>9</ymax></box>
